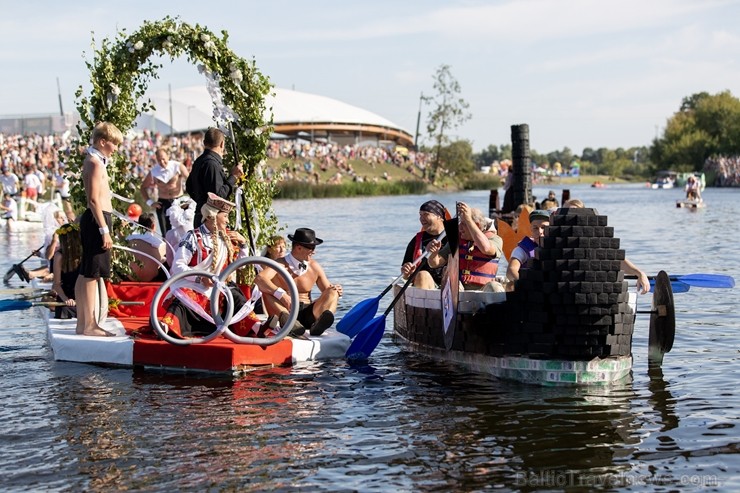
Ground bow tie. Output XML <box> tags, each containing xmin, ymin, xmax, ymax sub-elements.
<box><xmin>298</xmin><ymin>262</ymin><xmax>306</xmax><ymax>271</ymax></box>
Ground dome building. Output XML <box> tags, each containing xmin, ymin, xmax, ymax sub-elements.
<box><xmin>135</xmin><ymin>86</ymin><xmax>413</xmax><ymax>147</ymax></box>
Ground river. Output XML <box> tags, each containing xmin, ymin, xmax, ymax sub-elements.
<box><xmin>0</xmin><ymin>184</ymin><xmax>738</xmax><ymax>491</ymax></box>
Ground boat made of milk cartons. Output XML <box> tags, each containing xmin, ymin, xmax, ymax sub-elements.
<box><xmin>393</xmin><ymin>207</ymin><xmax>675</xmax><ymax>386</ymax></box>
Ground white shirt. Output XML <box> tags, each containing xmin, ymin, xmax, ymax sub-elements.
<box><xmin>0</xmin><ymin>173</ymin><xmax>19</xmax><ymax>195</ymax></box>
<box><xmin>2</xmin><ymin>198</ymin><xmax>18</xmax><ymax>220</ymax></box>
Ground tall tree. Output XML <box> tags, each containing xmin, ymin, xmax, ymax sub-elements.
<box><xmin>439</xmin><ymin>140</ymin><xmax>475</xmax><ymax>184</ymax></box>
<box><xmin>651</xmin><ymin>90</ymin><xmax>740</xmax><ymax>171</ymax></box>
<box><xmin>474</xmin><ymin>144</ymin><xmax>502</xmax><ymax>169</ymax></box>
<box><xmin>425</xmin><ymin>64</ymin><xmax>471</xmax><ymax>183</ymax></box>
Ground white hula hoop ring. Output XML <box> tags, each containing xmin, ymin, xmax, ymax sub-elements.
<box><xmin>150</xmin><ymin>269</ymin><xmax>235</xmax><ymax>345</ymax></box>
<box><xmin>217</xmin><ymin>256</ymin><xmax>299</xmax><ymax>346</ymax></box>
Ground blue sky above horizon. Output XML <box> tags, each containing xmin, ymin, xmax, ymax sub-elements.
<box><xmin>2</xmin><ymin>0</ymin><xmax>739</xmax><ymax>154</ymax></box>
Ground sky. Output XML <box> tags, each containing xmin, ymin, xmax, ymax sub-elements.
<box><xmin>2</xmin><ymin>0</ymin><xmax>739</xmax><ymax>154</ymax></box>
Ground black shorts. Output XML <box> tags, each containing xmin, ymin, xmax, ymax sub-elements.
<box><xmin>297</xmin><ymin>302</ymin><xmax>317</xmax><ymax>328</ymax></box>
<box><xmin>79</xmin><ymin>209</ymin><xmax>112</xmax><ymax>278</ymax></box>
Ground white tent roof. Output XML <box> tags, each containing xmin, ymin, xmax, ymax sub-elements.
<box><xmin>135</xmin><ymin>86</ymin><xmax>409</xmax><ymax>136</ymax></box>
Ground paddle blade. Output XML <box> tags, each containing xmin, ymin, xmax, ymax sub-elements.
<box><xmin>673</xmin><ymin>273</ymin><xmax>735</xmax><ymax>289</ymax></box>
<box><xmin>345</xmin><ymin>315</ymin><xmax>387</xmax><ymax>360</ymax></box>
<box><xmin>649</xmin><ymin>280</ymin><xmax>690</xmax><ymax>293</ymax></box>
<box><xmin>0</xmin><ymin>300</ymin><xmax>33</xmax><ymax>312</ymax></box>
<box><xmin>337</xmin><ymin>296</ymin><xmax>381</xmax><ymax>338</ymax></box>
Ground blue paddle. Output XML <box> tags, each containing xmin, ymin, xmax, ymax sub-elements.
<box><xmin>628</xmin><ymin>273</ymin><xmax>735</xmax><ymax>290</ymax></box>
<box><xmin>665</xmin><ymin>273</ymin><xmax>734</xmax><ymax>288</ymax></box>
<box><xmin>660</xmin><ymin>281</ymin><xmax>690</xmax><ymax>293</ymax></box>
<box><xmin>337</xmin><ymin>230</ymin><xmax>446</xmax><ymax>338</ymax></box>
<box><xmin>0</xmin><ymin>300</ymin><xmax>44</xmax><ymax>311</ymax></box>
<box><xmin>345</xmin><ymin>269</ymin><xmax>419</xmax><ymax>360</ymax></box>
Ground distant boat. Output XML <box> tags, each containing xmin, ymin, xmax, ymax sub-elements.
<box><xmin>591</xmin><ymin>181</ymin><xmax>606</xmax><ymax>188</ymax></box>
<box><xmin>649</xmin><ymin>170</ymin><xmax>677</xmax><ymax>189</ymax></box>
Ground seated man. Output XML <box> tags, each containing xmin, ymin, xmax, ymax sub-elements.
<box><xmin>256</xmin><ymin>228</ymin><xmax>342</xmax><ymax>337</ymax></box>
<box><xmin>428</xmin><ymin>202</ymin><xmax>505</xmax><ymax>292</ymax></box>
<box><xmin>506</xmin><ymin>209</ymin><xmax>550</xmax><ymax>286</ymax></box>
<box><xmin>125</xmin><ymin>212</ymin><xmax>168</xmax><ymax>282</ymax></box>
<box><xmin>400</xmin><ymin>200</ymin><xmax>450</xmax><ymax>289</ymax></box>
<box><xmin>158</xmin><ymin>193</ymin><xmax>278</xmax><ymax>338</ymax></box>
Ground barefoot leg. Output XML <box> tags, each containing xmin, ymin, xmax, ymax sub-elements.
<box><xmin>75</xmin><ymin>275</ymin><xmax>113</xmax><ymax>336</ymax></box>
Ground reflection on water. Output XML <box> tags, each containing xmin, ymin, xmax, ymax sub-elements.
<box><xmin>0</xmin><ymin>185</ymin><xmax>738</xmax><ymax>490</ymax></box>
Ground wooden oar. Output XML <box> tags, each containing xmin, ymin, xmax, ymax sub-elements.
<box><xmin>626</xmin><ymin>273</ymin><xmax>735</xmax><ymax>289</ymax></box>
<box><xmin>345</xmin><ymin>269</ymin><xmax>419</xmax><ymax>360</ymax></box>
<box><xmin>3</xmin><ymin>245</ymin><xmax>44</xmax><ymax>283</ymax></box>
<box><xmin>337</xmin><ymin>230</ymin><xmax>446</xmax><ymax>338</ymax></box>
<box><xmin>0</xmin><ymin>299</ymin><xmax>145</xmax><ymax>312</ymax></box>
<box><xmin>0</xmin><ymin>287</ymin><xmax>48</xmax><ymax>297</ymax></box>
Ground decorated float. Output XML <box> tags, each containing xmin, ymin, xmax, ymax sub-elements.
<box><xmin>14</xmin><ymin>18</ymin><xmax>354</xmax><ymax>374</ymax></box>
<box><xmin>37</xmin><ymin>257</ymin><xmax>350</xmax><ymax>375</ymax></box>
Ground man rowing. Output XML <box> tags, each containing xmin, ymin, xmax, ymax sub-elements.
<box><xmin>400</xmin><ymin>200</ymin><xmax>450</xmax><ymax>289</ymax></box>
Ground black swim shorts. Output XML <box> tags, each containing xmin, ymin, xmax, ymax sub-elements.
<box><xmin>79</xmin><ymin>209</ymin><xmax>112</xmax><ymax>278</ymax></box>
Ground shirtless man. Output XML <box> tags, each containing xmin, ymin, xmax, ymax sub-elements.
<box><xmin>126</xmin><ymin>212</ymin><xmax>167</xmax><ymax>282</ymax></box>
<box><xmin>256</xmin><ymin>227</ymin><xmax>343</xmax><ymax>337</ymax></box>
<box><xmin>140</xmin><ymin>148</ymin><xmax>189</xmax><ymax>234</ymax></box>
<box><xmin>75</xmin><ymin>122</ymin><xmax>123</xmax><ymax>336</ymax></box>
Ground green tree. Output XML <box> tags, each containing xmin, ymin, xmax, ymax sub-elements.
<box><xmin>438</xmin><ymin>139</ymin><xmax>475</xmax><ymax>184</ymax></box>
<box><xmin>651</xmin><ymin>90</ymin><xmax>740</xmax><ymax>171</ymax></box>
<box><xmin>474</xmin><ymin>144</ymin><xmax>502</xmax><ymax>169</ymax></box>
<box><xmin>581</xmin><ymin>147</ymin><xmax>598</xmax><ymax>164</ymax></box>
<box><xmin>680</xmin><ymin>91</ymin><xmax>710</xmax><ymax>111</ymax></box>
<box><xmin>424</xmin><ymin>64</ymin><xmax>471</xmax><ymax>183</ymax></box>
<box><xmin>499</xmin><ymin>143</ymin><xmax>512</xmax><ymax>161</ymax></box>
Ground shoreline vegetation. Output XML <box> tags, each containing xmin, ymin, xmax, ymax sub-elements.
<box><xmin>269</xmin><ymin>157</ymin><xmax>637</xmax><ymax>200</ymax></box>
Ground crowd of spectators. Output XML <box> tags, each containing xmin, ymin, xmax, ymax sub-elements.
<box><xmin>704</xmin><ymin>156</ymin><xmax>740</xmax><ymax>187</ymax></box>
<box><xmin>0</xmin><ymin>130</ymin><xmax>429</xmax><ymax>201</ymax></box>
<box><xmin>266</xmin><ymin>140</ymin><xmax>429</xmax><ymax>183</ymax></box>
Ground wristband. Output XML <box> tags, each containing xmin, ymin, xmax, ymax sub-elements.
<box><xmin>99</xmin><ymin>226</ymin><xmax>109</xmax><ymax>235</ymax></box>
<box><xmin>146</xmin><ymin>199</ymin><xmax>154</xmax><ymax>207</ymax></box>
<box><xmin>273</xmin><ymin>287</ymin><xmax>286</xmax><ymax>300</ymax></box>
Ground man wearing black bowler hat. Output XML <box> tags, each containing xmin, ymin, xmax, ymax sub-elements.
<box><xmin>256</xmin><ymin>227</ymin><xmax>343</xmax><ymax>337</ymax></box>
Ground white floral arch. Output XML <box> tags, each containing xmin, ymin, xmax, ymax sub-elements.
<box><xmin>66</xmin><ymin>16</ymin><xmax>278</xmax><ymax>248</ymax></box>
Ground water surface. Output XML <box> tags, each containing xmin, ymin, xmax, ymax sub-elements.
<box><xmin>1</xmin><ymin>184</ymin><xmax>737</xmax><ymax>491</ymax></box>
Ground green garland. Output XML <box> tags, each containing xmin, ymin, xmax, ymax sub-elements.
<box><xmin>63</xmin><ymin>16</ymin><xmax>279</xmax><ymax>280</ymax></box>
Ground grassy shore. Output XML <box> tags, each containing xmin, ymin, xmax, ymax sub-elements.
<box><xmin>268</xmin><ymin>156</ymin><xmax>638</xmax><ymax>198</ymax></box>
<box><xmin>545</xmin><ymin>174</ymin><xmax>634</xmax><ymax>185</ymax></box>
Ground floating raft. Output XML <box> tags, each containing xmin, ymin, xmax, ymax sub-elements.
<box><xmin>45</xmin><ymin>315</ymin><xmax>349</xmax><ymax>375</ymax></box>
<box><xmin>42</xmin><ymin>282</ymin><xmax>350</xmax><ymax>375</ymax></box>
<box><xmin>676</xmin><ymin>199</ymin><xmax>705</xmax><ymax>209</ymax></box>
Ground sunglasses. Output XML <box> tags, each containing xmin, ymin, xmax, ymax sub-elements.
<box><xmin>297</xmin><ymin>243</ymin><xmax>316</xmax><ymax>251</ymax></box>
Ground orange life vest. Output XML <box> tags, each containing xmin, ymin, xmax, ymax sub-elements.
<box><xmin>458</xmin><ymin>231</ymin><xmax>499</xmax><ymax>287</ymax></box>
